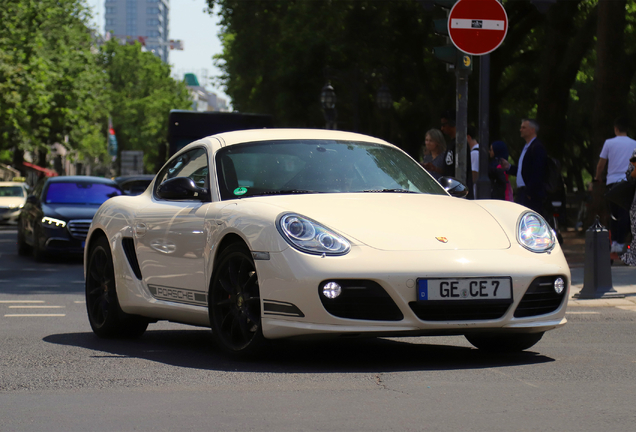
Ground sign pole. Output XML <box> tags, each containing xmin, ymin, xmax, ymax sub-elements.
<box><xmin>477</xmin><ymin>54</ymin><xmax>492</xmax><ymax>199</ymax></box>
<box><xmin>455</xmin><ymin>67</ymin><xmax>469</xmax><ymax>186</ymax></box>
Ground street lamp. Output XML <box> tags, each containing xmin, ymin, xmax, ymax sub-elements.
<box><xmin>320</xmin><ymin>82</ymin><xmax>337</xmax><ymax>130</ymax></box>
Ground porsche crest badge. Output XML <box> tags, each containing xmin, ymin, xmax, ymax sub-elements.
<box><xmin>435</xmin><ymin>237</ymin><xmax>448</xmax><ymax>243</ymax></box>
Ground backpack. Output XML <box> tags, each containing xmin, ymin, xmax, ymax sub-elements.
<box><xmin>544</xmin><ymin>156</ymin><xmax>565</xmax><ymax>195</ymax></box>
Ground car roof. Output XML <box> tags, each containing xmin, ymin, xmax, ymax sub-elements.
<box><xmin>0</xmin><ymin>182</ymin><xmax>27</xmax><ymax>187</ymax></box>
<box><xmin>45</xmin><ymin>176</ymin><xmax>118</xmax><ymax>185</ymax></box>
<box><xmin>206</xmin><ymin>128</ymin><xmax>393</xmax><ymax>148</ymax></box>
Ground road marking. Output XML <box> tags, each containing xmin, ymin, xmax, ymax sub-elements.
<box><xmin>74</xmin><ymin>301</ymin><xmax>85</xmax><ymax>304</ymax></box>
<box><xmin>8</xmin><ymin>305</ymin><xmax>65</xmax><ymax>309</ymax></box>
<box><xmin>4</xmin><ymin>314</ymin><xmax>66</xmax><ymax>317</ymax></box>
<box><xmin>0</xmin><ymin>300</ymin><xmax>45</xmax><ymax>303</ymax></box>
<box><xmin>616</xmin><ymin>306</ymin><xmax>636</xmax><ymax>311</ymax></box>
<box><xmin>566</xmin><ymin>311</ymin><xmax>600</xmax><ymax>314</ymax></box>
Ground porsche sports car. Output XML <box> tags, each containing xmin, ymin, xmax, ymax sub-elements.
<box><xmin>85</xmin><ymin>129</ymin><xmax>569</xmax><ymax>356</ymax></box>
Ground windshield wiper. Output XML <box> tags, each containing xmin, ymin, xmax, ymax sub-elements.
<box><xmin>247</xmin><ymin>189</ymin><xmax>319</xmax><ymax>197</ymax></box>
<box><xmin>361</xmin><ymin>188</ymin><xmax>419</xmax><ymax>194</ymax></box>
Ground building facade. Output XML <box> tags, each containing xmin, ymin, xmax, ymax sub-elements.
<box><xmin>104</xmin><ymin>0</ymin><xmax>170</xmax><ymax>63</ymax></box>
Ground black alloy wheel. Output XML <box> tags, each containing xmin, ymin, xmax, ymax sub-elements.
<box><xmin>209</xmin><ymin>243</ymin><xmax>264</xmax><ymax>356</ymax></box>
<box><xmin>465</xmin><ymin>332</ymin><xmax>544</xmax><ymax>352</ymax></box>
<box><xmin>85</xmin><ymin>236</ymin><xmax>147</xmax><ymax>338</ymax></box>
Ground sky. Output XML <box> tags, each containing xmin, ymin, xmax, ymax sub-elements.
<box><xmin>85</xmin><ymin>0</ymin><xmax>230</xmax><ymax>104</ymax></box>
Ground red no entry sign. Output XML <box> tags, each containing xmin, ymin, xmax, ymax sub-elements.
<box><xmin>448</xmin><ymin>0</ymin><xmax>508</xmax><ymax>56</ymax></box>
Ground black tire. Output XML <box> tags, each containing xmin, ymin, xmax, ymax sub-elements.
<box><xmin>209</xmin><ymin>243</ymin><xmax>264</xmax><ymax>356</ymax></box>
<box><xmin>85</xmin><ymin>236</ymin><xmax>148</xmax><ymax>339</ymax></box>
<box><xmin>17</xmin><ymin>224</ymin><xmax>31</xmax><ymax>256</ymax></box>
<box><xmin>465</xmin><ymin>332</ymin><xmax>544</xmax><ymax>353</ymax></box>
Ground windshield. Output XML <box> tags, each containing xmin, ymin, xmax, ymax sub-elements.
<box><xmin>0</xmin><ymin>186</ymin><xmax>25</xmax><ymax>198</ymax></box>
<box><xmin>44</xmin><ymin>182</ymin><xmax>121</xmax><ymax>205</ymax></box>
<box><xmin>215</xmin><ymin>140</ymin><xmax>446</xmax><ymax>200</ymax></box>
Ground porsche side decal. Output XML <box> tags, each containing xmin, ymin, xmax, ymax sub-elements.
<box><xmin>148</xmin><ymin>285</ymin><xmax>208</xmax><ymax>307</ymax></box>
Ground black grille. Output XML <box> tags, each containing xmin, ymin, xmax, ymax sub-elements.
<box><xmin>514</xmin><ymin>275</ymin><xmax>567</xmax><ymax>318</ymax></box>
<box><xmin>319</xmin><ymin>280</ymin><xmax>404</xmax><ymax>321</ymax></box>
<box><xmin>409</xmin><ymin>300</ymin><xmax>512</xmax><ymax>321</ymax></box>
<box><xmin>122</xmin><ymin>237</ymin><xmax>142</xmax><ymax>280</ymax></box>
<box><xmin>67</xmin><ymin>220</ymin><xmax>91</xmax><ymax>240</ymax></box>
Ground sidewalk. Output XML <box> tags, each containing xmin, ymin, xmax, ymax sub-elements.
<box><xmin>561</xmin><ymin>229</ymin><xmax>636</xmax><ymax>307</ymax></box>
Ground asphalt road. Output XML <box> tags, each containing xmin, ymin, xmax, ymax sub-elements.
<box><xmin>1</xmin><ymin>226</ymin><xmax>635</xmax><ymax>432</ymax></box>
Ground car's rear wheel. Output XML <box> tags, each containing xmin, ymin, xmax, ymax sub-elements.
<box><xmin>85</xmin><ymin>236</ymin><xmax>148</xmax><ymax>338</ymax></box>
<box><xmin>209</xmin><ymin>243</ymin><xmax>264</xmax><ymax>356</ymax></box>
<box><xmin>465</xmin><ymin>332</ymin><xmax>544</xmax><ymax>352</ymax></box>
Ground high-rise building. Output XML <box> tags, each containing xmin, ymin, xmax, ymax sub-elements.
<box><xmin>104</xmin><ymin>0</ymin><xmax>170</xmax><ymax>63</ymax></box>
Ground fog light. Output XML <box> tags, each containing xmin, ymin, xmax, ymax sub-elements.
<box><xmin>554</xmin><ymin>277</ymin><xmax>565</xmax><ymax>294</ymax></box>
<box><xmin>322</xmin><ymin>282</ymin><xmax>342</xmax><ymax>299</ymax></box>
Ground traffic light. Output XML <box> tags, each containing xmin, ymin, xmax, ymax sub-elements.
<box><xmin>429</xmin><ymin>0</ymin><xmax>473</xmax><ymax>72</ymax></box>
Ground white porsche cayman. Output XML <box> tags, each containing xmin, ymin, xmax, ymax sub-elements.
<box><xmin>85</xmin><ymin>129</ymin><xmax>569</xmax><ymax>356</ymax></box>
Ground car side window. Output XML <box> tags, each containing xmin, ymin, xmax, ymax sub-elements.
<box><xmin>154</xmin><ymin>147</ymin><xmax>209</xmax><ymax>197</ymax></box>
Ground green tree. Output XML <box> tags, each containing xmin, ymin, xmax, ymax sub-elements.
<box><xmin>0</xmin><ymin>0</ymin><xmax>109</xmax><ymax>169</ymax></box>
<box><xmin>99</xmin><ymin>39</ymin><xmax>192</xmax><ymax>173</ymax></box>
<box><xmin>209</xmin><ymin>0</ymin><xmax>636</xmax><ymax>209</ymax></box>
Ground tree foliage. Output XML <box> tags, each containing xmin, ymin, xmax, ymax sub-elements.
<box><xmin>208</xmin><ymin>0</ymin><xmax>636</xmax><ymax>196</ymax></box>
<box><xmin>0</xmin><ymin>0</ymin><xmax>192</xmax><ymax>175</ymax></box>
<box><xmin>99</xmin><ymin>40</ymin><xmax>192</xmax><ymax>173</ymax></box>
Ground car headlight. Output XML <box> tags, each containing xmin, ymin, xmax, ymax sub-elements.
<box><xmin>278</xmin><ymin>213</ymin><xmax>351</xmax><ymax>255</ymax></box>
<box><xmin>517</xmin><ymin>211</ymin><xmax>554</xmax><ymax>253</ymax></box>
<box><xmin>42</xmin><ymin>217</ymin><xmax>67</xmax><ymax>228</ymax></box>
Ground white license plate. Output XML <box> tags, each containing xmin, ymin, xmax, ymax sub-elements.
<box><xmin>417</xmin><ymin>277</ymin><xmax>512</xmax><ymax>301</ymax></box>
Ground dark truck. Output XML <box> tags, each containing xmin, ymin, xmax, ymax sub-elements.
<box><xmin>168</xmin><ymin>110</ymin><xmax>273</xmax><ymax>156</ymax></box>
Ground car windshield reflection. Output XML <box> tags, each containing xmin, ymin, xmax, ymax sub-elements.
<box><xmin>44</xmin><ymin>182</ymin><xmax>122</xmax><ymax>205</ymax></box>
<box><xmin>215</xmin><ymin>140</ymin><xmax>446</xmax><ymax>200</ymax></box>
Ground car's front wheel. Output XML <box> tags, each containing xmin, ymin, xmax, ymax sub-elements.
<box><xmin>209</xmin><ymin>243</ymin><xmax>264</xmax><ymax>356</ymax></box>
<box><xmin>465</xmin><ymin>332</ymin><xmax>544</xmax><ymax>352</ymax></box>
<box><xmin>85</xmin><ymin>236</ymin><xmax>148</xmax><ymax>339</ymax></box>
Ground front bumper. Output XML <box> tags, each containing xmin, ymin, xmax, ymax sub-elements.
<box><xmin>0</xmin><ymin>208</ymin><xmax>21</xmax><ymax>224</ymax></box>
<box><xmin>256</xmin><ymin>243</ymin><xmax>570</xmax><ymax>339</ymax></box>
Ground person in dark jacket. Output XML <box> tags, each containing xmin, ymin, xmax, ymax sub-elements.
<box><xmin>500</xmin><ymin>119</ymin><xmax>547</xmax><ymax>216</ymax></box>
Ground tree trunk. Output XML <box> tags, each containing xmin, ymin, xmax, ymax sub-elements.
<box><xmin>589</xmin><ymin>0</ymin><xmax>629</xmax><ymax>229</ymax></box>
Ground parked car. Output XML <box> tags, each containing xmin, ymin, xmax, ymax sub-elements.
<box><xmin>113</xmin><ymin>174</ymin><xmax>155</xmax><ymax>196</ymax></box>
<box><xmin>0</xmin><ymin>181</ymin><xmax>28</xmax><ymax>224</ymax></box>
<box><xmin>18</xmin><ymin>176</ymin><xmax>121</xmax><ymax>260</ymax></box>
<box><xmin>84</xmin><ymin>129</ymin><xmax>570</xmax><ymax>357</ymax></box>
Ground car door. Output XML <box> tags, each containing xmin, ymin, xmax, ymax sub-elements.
<box><xmin>134</xmin><ymin>147</ymin><xmax>211</xmax><ymax>304</ymax></box>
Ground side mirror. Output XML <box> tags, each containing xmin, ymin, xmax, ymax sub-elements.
<box><xmin>156</xmin><ymin>177</ymin><xmax>210</xmax><ymax>201</ymax></box>
<box><xmin>438</xmin><ymin>176</ymin><xmax>469</xmax><ymax>198</ymax></box>
<box><xmin>26</xmin><ymin>195</ymin><xmax>39</xmax><ymax>205</ymax></box>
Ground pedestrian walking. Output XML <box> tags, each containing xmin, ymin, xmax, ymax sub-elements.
<box><xmin>500</xmin><ymin>119</ymin><xmax>548</xmax><ymax>217</ymax></box>
<box><xmin>620</xmin><ymin>149</ymin><xmax>636</xmax><ymax>266</ymax></box>
<box><xmin>594</xmin><ymin>117</ymin><xmax>636</xmax><ymax>254</ymax></box>
<box><xmin>420</xmin><ymin>129</ymin><xmax>447</xmax><ymax>180</ymax></box>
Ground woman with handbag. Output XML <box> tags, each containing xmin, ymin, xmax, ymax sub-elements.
<box><xmin>620</xmin><ymin>149</ymin><xmax>636</xmax><ymax>265</ymax></box>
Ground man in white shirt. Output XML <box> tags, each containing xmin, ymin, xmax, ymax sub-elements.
<box><xmin>467</xmin><ymin>126</ymin><xmax>479</xmax><ymax>198</ymax></box>
<box><xmin>595</xmin><ymin>117</ymin><xmax>636</xmax><ymax>253</ymax></box>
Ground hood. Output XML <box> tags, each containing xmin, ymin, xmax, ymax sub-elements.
<box><xmin>0</xmin><ymin>197</ymin><xmax>26</xmax><ymax>208</ymax></box>
<box><xmin>248</xmin><ymin>193</ymin><xmax>511</xmax><ymax>251</ymax></box>
<box><xmin>43</xmin><ymin>204</ymin><xmax>100</xmax><ymax>220</ymax></box>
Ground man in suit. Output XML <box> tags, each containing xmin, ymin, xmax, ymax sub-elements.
<box><xmin>500</xmin><ymin>119</ymin><xmax>547</xmax><ymax>216</ymax></box>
